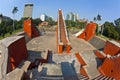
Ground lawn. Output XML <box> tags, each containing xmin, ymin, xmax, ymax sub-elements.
<box><xmin>0</xmin><ymin>28</ymin><xmax>23</xmax><ymax>40</ymax></box>
<box><xmin>98</xmin><ymin>34</ymin><xmax>110</xmax><ymax>40</ymax></box>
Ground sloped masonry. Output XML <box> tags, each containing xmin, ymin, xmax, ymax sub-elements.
<box><xmin>0</xmin><ymin>36</ymin><xmax>28</xmax><ymax>79</ymax></box>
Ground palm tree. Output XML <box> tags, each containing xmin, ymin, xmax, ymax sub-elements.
<box><xmin>93</xmin><ymin>17</ymin><xmax>97</xmax><ymax>22</ymax></box>
<box><xmin>12</xmin><ymin>6</ymin><xmax>18</xmax><ymax>31</ymax></box>
<box><xmin>97</xmin><ymin>14</ymin><xmax>101</xmax><ymax>21</ymax></box>
<box><xmin>97</xmin><ymin>14</ymin><xmax>103</xmax><ymax>34</ymax></box>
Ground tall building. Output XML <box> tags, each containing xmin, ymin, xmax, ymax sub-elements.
<box><xmin>23</xmin><ymin>3</ymin><xmax>33</xmax><ymax>18</ymax></box>
<box><xmin>66</xmin><ymin>12</ymin><xmax>79</xmax><ymax>21</ymax></box>
<box><xmin>40</xmin><ymin>13</ymin><xmax>53</xmax><ymax>21</ymax></box>
<box><xmin>40</xmin><ymin>14</ymin><xmax>49</xmax><ymax>21</ymax></box>
<box><xmin>76</xmin><ymin>13</ymin><xmax>80</xmax><ymax>20</ymax></box>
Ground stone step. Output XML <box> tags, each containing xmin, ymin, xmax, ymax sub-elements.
<box><xmin>36</xmin><ymin>76</ymin><xmax>64</xmax><ymax>80</ymax></box>
<box><xmin>92</xmin><ymin>74</ymin><xmax>115</xmax><ymax>80</ymax></box>
<box><xmin>77</xmin><ymin>74</ymin><xmax>89</xmax><ymax>80</ymax></box>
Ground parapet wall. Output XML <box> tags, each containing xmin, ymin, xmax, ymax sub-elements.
<box><xmin>77</xmin><ymin>22</ymin><xmax>96</xmax><ymax>41</ymax></box>
<box><xmin>7</xmin><ymin>36</ymin><xmax>28</xmax><ymax>72</ymax></box>
<box><xmin>0</xmin><ymin>36</ymin><xmax>28</xmax><ymax>79</ymax></box>
<box><xmin>103</xmin><ymin>41</ymin><xmax>120</xmax><ymax>56</ymax></box>
<box><xmin>24</xmin><ymin>19</ymin><xmax>40</xmax><ymax>38</ymax></box>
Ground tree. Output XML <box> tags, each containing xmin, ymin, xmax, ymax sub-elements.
<box><xmin>103</xmin><ymin>21</ymin><xmax>119</xmax><ymax>40</ymax></box>
<box><xmin>97</xmin><ymin>14</ymin><xmax>101</xmax><ymax>21</ymax></box>
<box><xmin>96</xmin><ymin>14</ymin><xmax>102</xmax><ymax>35</ymax></box>
<box><xmin>0</xmin><ymin>14</ymin><xmax>3</xmax><ymax>23</ymax></box>
<box><xmin>93</xmin><ymin>17</ymin><xmax>97</xmax><ymax>22</ymax></box>
<box><xmin>33</xmin><ymin>18</ymin><xmax>42</xmax><ymax>26</ymax></box>
<box><xmin>114</xmin><ymin>18</ymin><xmax>120</xmax><ymax>40</ymax></box>
<box><xmin>65</xmin><ymin>20</ymin><xmax>86</xmax><ymax>29</ymax></box>
<box><xmin>12</xmin><ymin>6</ymin><xmax>18</xmax><ymax>31</ymax></box>
<box><xmin>114</xmin><ymin>18</ymin><xmax>120</xmax><ymax>27</ymax></box>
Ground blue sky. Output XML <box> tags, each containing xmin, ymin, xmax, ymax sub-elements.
<box><xmin>0</xmin><ymin>0</ymin><xmax>120</xmax><ymax>23</ymax></box>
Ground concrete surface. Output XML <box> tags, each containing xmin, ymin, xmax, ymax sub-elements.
<box><xmin>26</xmin><ymin>30</ymin><xmax>101</xmax><ymax>79</ymax></box>
<box><xmin>28</xmin><ymin>63</ymin><xmax>64</xmax><ymax>80</ymax></box>
<box><xmin>89</xmin><ymin>36</ymin><xmax>106</xmax><ymax>50</ymax></box>
<box><xmin>0</xmin><ymin>28</ymin><xmax>116</xmax><ymax>80</ymax></box>
<box><xmin>5</xmin><ymin>68</ymin><xmax>25</xmax><ymax>80</ymax></box>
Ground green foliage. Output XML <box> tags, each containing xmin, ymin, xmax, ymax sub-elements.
<box><xmin>94</xmin><ymin>14</ymin><xmax>102</xmax><ymax>22</ymax></box>
<box><xmin>95</xmin><ymin>24</ymin><xmax>99</xmax><ymax>35</ymax></box>
<box><xmin>114</xmin><ymin>18</ymin><xmax>120</xmax><ymax>27</ymax></box>
<box><xmin>103</xmin><ymin>21</ymin><xmax>119</xmax><ymax>40</ymax></box>
<box><xmin>33</xmin><ymin>18</ymin><xmax>42</xmax><ymax>26</ymax></box>
<box><xmin>12</xmin><ymin>6</ymin><xmax>18</xmax><ymax>31</ymax></box>
<box><xmin>12</xmin><ymin>7</ymin><xmax>18</xmax><ymax>14</ymax></box>
<box><xmin>46</xmin><ymin>17</ymin><xmax>56</xmax><ymax>26</ymax></box>
<box><xmin>0</xmin><ymin>14</ymin><xmax>3</xmax><ymax>19</ymax></box>
<box><xmin>0</xmin><ymin>18</ymin><xmax>23</xmax><ymax>38</ymax></box>
<box><xmin>93</xmin><ymin>17</ymin><xmax>97</xmax><ymax>21</ymax></box>
<box><xmin>97</xmin><ymin>14</ymin><xmax>101</xmax><ymax>21</ymax></box>
<box><xmin>65</xmin><ymin>20</ymin><xmax>86</xmax><ymax>29</ymax></box>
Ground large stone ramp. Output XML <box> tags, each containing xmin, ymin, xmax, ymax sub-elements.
<box><xmin>57</xmin><ymin>9</ymin><xmax>71</xmax><ymax>53</ymax></box>
<box><xmin>89</xmin><ymin>36</ymin><xmax>106</xmax><ymax>50</ymax></box>
<box><xmin>58</xmin><ymin>10</ymin><xmax>68</xmax><ymax>45</ymax></box>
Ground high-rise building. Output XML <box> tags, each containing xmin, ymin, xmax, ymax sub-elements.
<box><xmin>23</xmin><ymin>3</ymin><xmax>33</xmax><ymax>18</ymax></box>
<box><xmin>66</xmin><ymin>12</ymin><xmax>79</xmax><ymax>21</ymax></box>
<box><xmin>40</xmin><ymin>14</ymin><xmax>49</xmax><ymax>21</ymax></box>
<box><xmin>40</xmin><ymin>13</ymin><xmax>53</xmax><ymax>21</ymax></box>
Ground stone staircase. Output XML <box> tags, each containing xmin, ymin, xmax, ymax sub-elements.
<box><xmin>92</xmin><ymin>74</ymin><xmax>115</xmax><ymax>80</ymax></box>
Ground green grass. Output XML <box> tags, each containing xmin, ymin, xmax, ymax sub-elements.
<box><xmin>67</xmin><ymin>26</ymin><xmax>81</xmax><ymax>30</ymax></box>
<box><xmin>97</xmin><ymin>34</ymin><xmax>110</xmax><ymax>40</ymax></box>
<box><xmin>0</xmin><ymin>28</ymin><xmax>23</xmax><ymax>40</ymax></box>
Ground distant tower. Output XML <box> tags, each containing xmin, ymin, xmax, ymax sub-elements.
<box><xmin>76</xmin><ymin>13</ymin><xmax>80</xmax><ymax>20</ymax></box>
<box><xmin>66</xmin><ymin>12</ymin><xmax>79</xmax><ymax>22</ymax></box>
<box><xmin>23</xmin><ymin>3</ymin><xmax>33</xmax><ymax>18</ymax></box>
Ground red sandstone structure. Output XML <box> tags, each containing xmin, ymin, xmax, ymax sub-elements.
<box><xmin>56</xmin><ymin>9</ymin><xmax>71</xmax><ymax>54</ymax></box>
<box><xmin>0</xmin><ymin>8</ymin><xmax>120</xmax><ymax>80</ymax></box>
<box><xmin>95</xmin><ymin>40</ymin><xmax>120</xmax><ymax>80</ymax></box>
<box><xmin>0</xmin><ymin>36</ymin><xmax>28</xmax><ymax>79</ymax></box>
<box><xmin>77</xmin><ymin>22</ymin><xmax>96</xmax><ymax>41</ymax></box>
<box><xmin>24</xmin><ymin>18</ymin><xmax>40</xmax><ymax>38</ymax></box>
<box><xmin>74</xmin><ymin>22</ymin><xmax>119</xmax><ymax>79</ymax></box>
